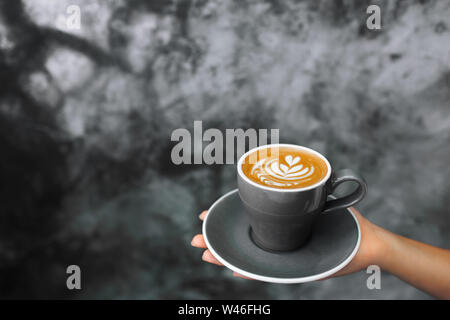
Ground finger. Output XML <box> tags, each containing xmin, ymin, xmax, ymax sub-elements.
<box><xmin>191</xmin><ymin>234</ymin><xmax>207</xmax><ymax>248</ymax></box>
<box><xmin>318</xmin><ymin>257</ymin><xmax>359</xmax><ymax>280</ymax></box>
<box><xmin>349</xmin><ymin>207</ymin><xmax>362</xmax><ymax>219</ymax></box>
<box><xmin>233</xmin><ymin>272</ymin><xmax>253</xmax><ymax>280</ymax></box>
<box><xmin>202</xmin><ymin>250</ymin><xmax>224</xmax><ymax>266</ymax></box>
<box><xmin>199</xmin><ymin>210</ymin><xmax>208</xmax><ymax>221</ymax></box>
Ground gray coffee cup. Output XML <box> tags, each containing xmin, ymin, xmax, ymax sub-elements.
<box><xmin>237</xmin><ymin>144</ymin><xmax>367</xmax><ymax>252</ymax></box>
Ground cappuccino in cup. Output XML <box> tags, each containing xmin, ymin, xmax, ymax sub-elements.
<box><xmin>237</xmin><ymin>144</ymin><xmax>367</xmax><ymax>251</ymax></box>
<box><xmin>240</xmin><ymin>146</ymin><xmax>329</xmax><ymax>190</ymax></box>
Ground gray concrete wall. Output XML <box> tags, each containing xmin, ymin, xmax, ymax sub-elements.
<box><xmin>0</xmin><ymin>0</ymin><xmax>448</xmax><ymax>299</ymax></box>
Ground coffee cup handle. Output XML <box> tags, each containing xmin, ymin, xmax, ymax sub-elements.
<box><xmin>322</xmin><ymin>169</ymin><xmax>368</xmax><ymax>213</ymax></box>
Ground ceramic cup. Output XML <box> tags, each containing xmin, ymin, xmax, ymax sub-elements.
<box><xmin>237</xmin><ymin>144</ymin><xmax>367</xmax><ymax>252</ymax></box>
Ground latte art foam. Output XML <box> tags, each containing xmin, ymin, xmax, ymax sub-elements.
<box><xmin>241</xmin><ymin>147</ymin><xmax>329</xmax><ymax>189</ymax></box>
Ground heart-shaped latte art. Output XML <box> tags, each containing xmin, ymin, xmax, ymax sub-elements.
<box><xmin>249</xmin><ymin>153</ymin><xmax>315</xmax><ymax>187</ymax></box>
<box><xmin>285</xmin><ymin>155</ymin><xmax>300</xmax><ymax>167</ymax></box>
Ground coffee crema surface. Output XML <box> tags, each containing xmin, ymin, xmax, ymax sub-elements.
<box><xmin>241</xmin><ymin>147</ymin><xmax>329</xmax><ymax>189</ymax></box>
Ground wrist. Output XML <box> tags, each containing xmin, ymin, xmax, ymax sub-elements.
<box><xmin>370</xmin><ymin>223</ymin><xmax>395</xmax><ymax>271</ymax></box>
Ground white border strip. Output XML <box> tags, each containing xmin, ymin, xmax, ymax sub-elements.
<box><xmin>203</xmin><ymin>189</ymin><xmax>361</xmax><ymax>284</ymax></box>
<box><xmin>237</xmin><ymin>144</ymin><xmax>332</xmax><ymax>192</ymax></box>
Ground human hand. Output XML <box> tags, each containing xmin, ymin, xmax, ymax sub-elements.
<box><xmin>192</xmin><ymin>207</ymin><xmax>450</xmax><ymax>299</ymax></box>
<box><xmin>191</xmin><ymin>208</ymin><xmax>387</xmax><ymax>280</ymax></box>
<box><xmin>325</xmin><ymin>207</ymin><xmax>387</xmax><ymax>278</ymax></box>
<box><xmin>191</xmin><ymin>210</ymin><xmax>252</xmax><ymax>279</ymax></box>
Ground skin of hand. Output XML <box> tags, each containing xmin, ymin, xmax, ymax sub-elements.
<box><xmin>191</xmin><ymin>208</ymin><xmax>450</xmax><ymax>299</ymax></box>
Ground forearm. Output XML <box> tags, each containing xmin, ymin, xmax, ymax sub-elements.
<box><xmin>376</xmin><ymin>227</ymin><xmax>450</xmax><ymax>299</ymax></box>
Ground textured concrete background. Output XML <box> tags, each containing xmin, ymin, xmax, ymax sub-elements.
<box><xmin>0</xmin><ymin>0</ymin><xmax>449</xmax><ymax>299</ymax></box>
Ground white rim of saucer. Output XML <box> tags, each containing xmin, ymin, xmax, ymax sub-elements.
<box><xmin>202</xmin><ymin>189</ymin><xmax>361</xmax><ymax>284</ymax></box>
<box><xmin>237</xmin><ymin>144</ymin><xmax>332</xmax><ymax>192</ymax></box>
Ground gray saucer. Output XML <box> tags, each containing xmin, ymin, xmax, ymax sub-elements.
<box><xmin>203</xmin><ymin>189</ymin><xmax>361</xmax><ymax>283</ymax></box>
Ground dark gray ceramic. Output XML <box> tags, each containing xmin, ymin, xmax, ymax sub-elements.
<box><xmin>237</xmin><ymin>144</ymin><xmax>367</xmax><ymax>252</ymax></box>
<box><xmin>203</xmin><ymin>190</ymin><xmax>360</xmax><ymax>283</ymax></box>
